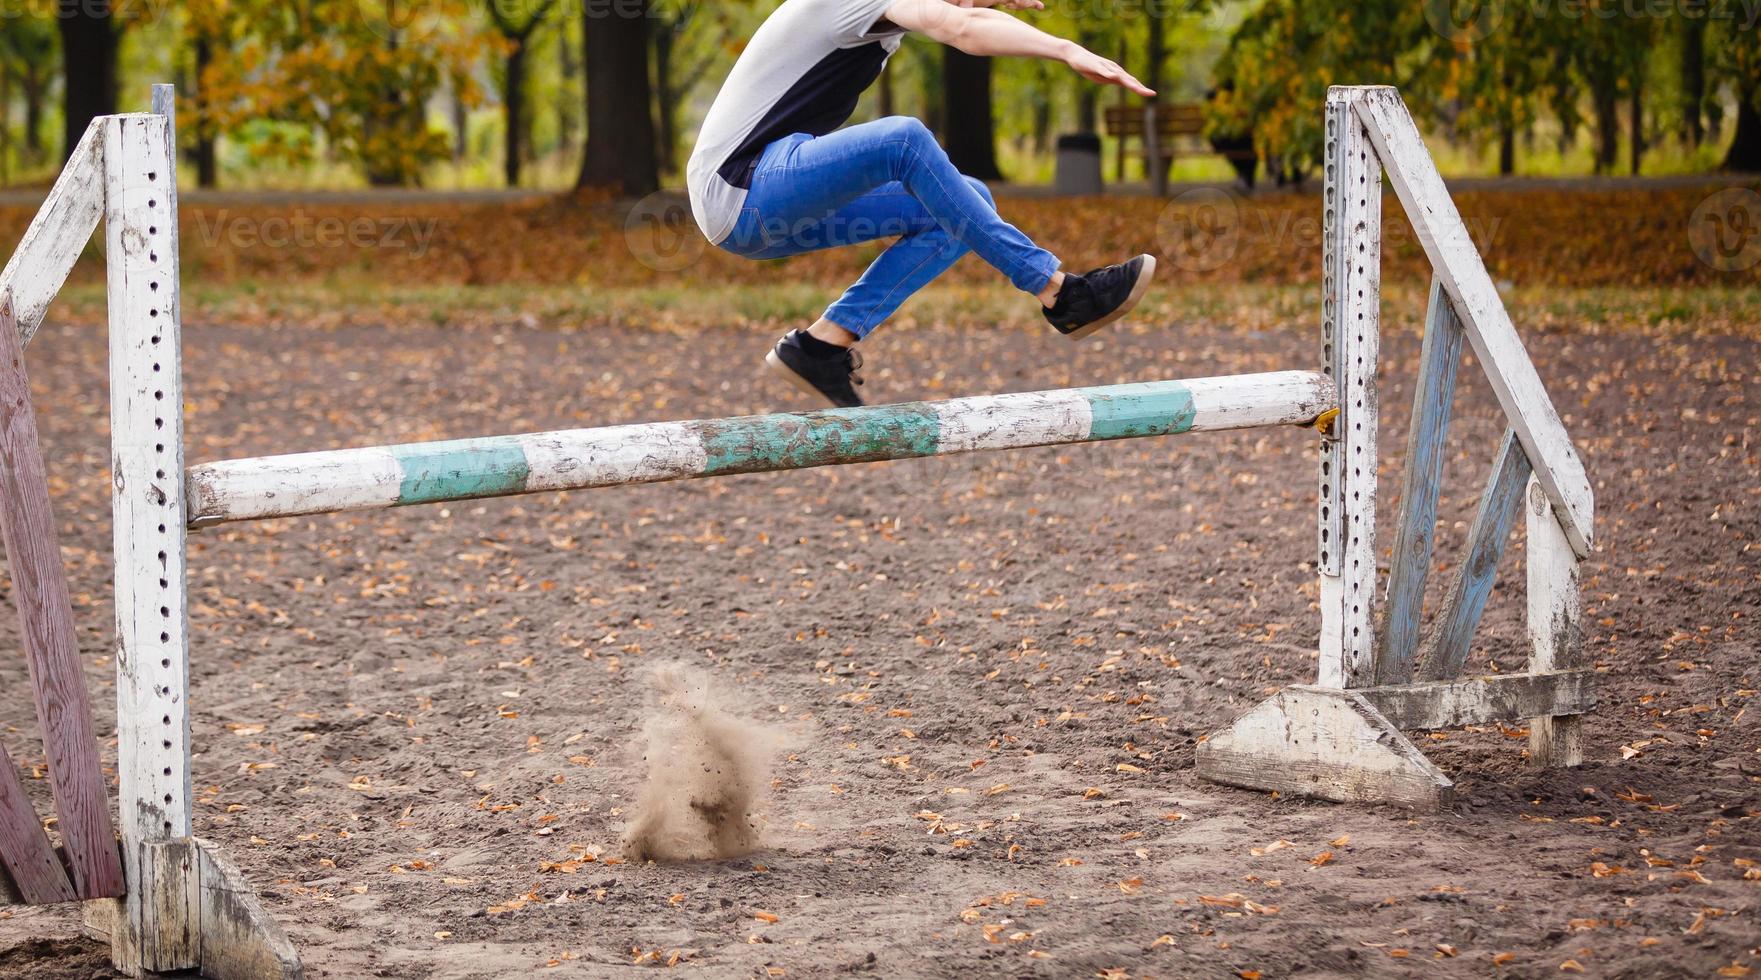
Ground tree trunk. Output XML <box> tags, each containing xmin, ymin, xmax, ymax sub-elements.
<box><xmin>22</xmin><ymin>65</ymin><xmax>46</xmax><ymax>164</ymax></box>
<box><xmin>452</xmin><ymin>85</ymin><xmax>469</xmax><ymax>162</ymax></box>
<box><xmin>654</xmin><ymin>23</ymin><xmax>677</xmax><ymax>176</ymax></box>
<box><xmin>1679</xmin><ymin>14</ymin><xmax>1706</xmax><ymax>146</ymax></box>
<box><xmin>193</xmin><ymin>38</ymin><xmax>218</xmax><ymax>188</ymax></box>
<box><xmin>1628</xmin><ymin>81</ymin><xmax>1643</xmax><ymax>176</ymax></box>
<box><xmin>1</xmin><ymin>65</ymin><xmax>11</xmax><ymax>184</ymax></box>
<box><xmin>877</xmin><ymin>60</ymin><xmax>894</xmax><ymax>118</ymax></box>
<box><xmin>916</xmin><ymin>44</ymin><xmax>943</xmax><ymax>132</ymax></box>
<box><xmin>57</xmin><ymin>0</ymin><xmax>118</xmax><ymax>164</ymax></box>
<box><xmin>1075</xmin><ymin>28</ymin><xmax>1098</xmax><ymax>132</ymax></box>
<box><xmin>1145</xmin><ymin>11</ymin><xmax>1167</xmax><ymax>196</ymax></box>
<box><xmin>1724</xmin><ymin>84</ymin><xmax>1761</xmax><ymax>173</ymax></box>
<box><xmin>578</xmin><ymin>0</ymin><xmax>658</xmax><ymax>196</ymax></box>
<box><xmin>505</xmin><ymin>41</ymin><xmax>528</xmax><ymax>186</ymax></box>
<box><xmin>1498</xmin><ymin>123</ymin><xmax>1515</xmax><ymax>176</ymax></box>
<box><xmin>941</xmin><ymin>49</ymin><xmax>1002</xmax><ymax>180</ymax></box>
<box><xmin>558</xmin><ymin>21</ymin><xmax>580</xmax><ymax>150</ymax></box>
<box><xmin>1592</xmin><ymin>87</ymin><xmax>1619</xmax><ymax>175</ymax></box>
<box><xmin>1032</xmin><ymin>86</ymin><xmax>1051</xmax><ymax>154</ymax></box>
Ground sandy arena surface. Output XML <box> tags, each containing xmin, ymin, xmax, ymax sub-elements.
<box><xmin>0</xmin><ymin>307</ymin><xmax>1757</xmax><ymax>979</ymax></box>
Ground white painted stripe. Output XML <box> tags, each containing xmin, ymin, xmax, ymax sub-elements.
<box><xmin>933</xmin><ymin>389</ymin><xmax>1093</xmax><ymax>453</ymax></box>
<box><xmin>518</xmin><ymin>422</ymin><xmax>709</xmax><ymax>493</ymax></box>
<box><xmin>1185</xmin><ymin>371</ymin><xmax>1336</xmax><ymax>430</ymax></box>
<box><xmin>188</xmin><ymin>449</ymin><xmax>404</xmax><ymax>525</ymax></box>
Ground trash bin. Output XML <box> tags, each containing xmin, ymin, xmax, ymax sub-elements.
<box><xmin>1054</xmin><ymin>132</ymin><xmax>1104</xmax><ymax>196</ymax></box>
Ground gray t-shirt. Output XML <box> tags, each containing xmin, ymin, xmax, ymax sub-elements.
<box><xmin>687</xmin><ymin>0</ymin><xmax>908</xmax><ymax>245</ymax></box>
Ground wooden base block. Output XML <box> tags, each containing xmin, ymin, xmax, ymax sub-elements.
<box><xmin>1529</xmin><ymin>714</ymin><xmax>1584</xmax><ymax>768</ymax></box>
<box><xmin>1196</xmin><ymin>686</ymin><xmax>1455</xmax><ymax>811</ymax></box>
<box><xmin>95</xmin><ymin>839</ymin><xmax>301</xmax><ymax>980</ymax></box>
<box><xmin>195</xmin><ymin>838</ymin><xmax>303</xmax><ymax>980</ymax></box>
<box><xmin>1358</xmin><ymin>670</ymin><xmax>1596</xmax><ymax>731</ymax></box>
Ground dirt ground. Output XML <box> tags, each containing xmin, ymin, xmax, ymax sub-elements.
<box><xmin>0</xmin><ymin>300</ymin><xmax>1756</xmax><ymax>979</ymax></box>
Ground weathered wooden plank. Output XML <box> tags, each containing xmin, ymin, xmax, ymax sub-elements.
<box><xmin>0</xmin><ymin>296</ymin><xmax>126</xmax><ymax>899</ymax></box>
<box><xmin>138</xmin><ymin>839</ymin><xmax>199</xmax><ymax>972</ymax></box>
<box><xmin>106</xmin><ymin>110</ymin><xmax>197</xmax><ymax>975</ymax></box>
<box><xmin>1419</xmin><ymin>430</ymin><xmax>1533</xmax><ymax>681</ymax></box>
<box><xmin>186</xmin><ymin>371</ymin><xmax>1338</xmax><ymax>528</ymax></box>
<box><xmin>195</xmin><ymin>838</ymin><xmax>306</xmax><ymax>979</ymax></box>
<box><xmin>1195</xmin><ymin>686</ymin><xmax>1454</xmax><ymax>811</ymax></box>
<box><xmin>0</xmin><ymin>740</ymin><xmax>76</xmax><ymax>905</ymax></box>
<box><xmin>1317</xmin><ymin>87</ymin><xmax>1384</xmax><ymax>689</ymax></box>
<box><xmin>0</xmin><ymin>118</ymin><xmax>106</xmax><ymax>349</ymax></box>
<box><xmin>1376</xmin><ymin>279</ymin><xmax>1465</xmax><ymax>684</ymax></box>
<box><xmin>1527</xmin><ymin>476</ymin><xmax>1586</xmax><ymax>767</ymax></box>
<box><xmin>1350</xmin><ymin>87</ymin><xmax>1594</xmax><ymax>559</ymax></box>
<box><xmin>1357</xmin><ymin>669</ymin><xmax>1596</xmax><ymax>731</ymax></box>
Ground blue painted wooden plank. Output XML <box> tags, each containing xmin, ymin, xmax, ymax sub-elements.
<box><xmin>1419</xmin><ymin>430</ymin><xmax>1533</xmax><ymax>681</ymax></box>
<box><xmin>1375</xmin><ymin>280</ymin><xmax>1465</xmax><ymax>685</ymax></box>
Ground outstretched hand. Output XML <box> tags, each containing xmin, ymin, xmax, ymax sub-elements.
<box><xmin>1066</xmin><ymin>47</ymin><xmax>1156</xmax><ymax>97</ymax></box>
<box><xmin>946</xmin><ymin>0</ymin><xmax>1047</xmax><ymax>9</ymax></box>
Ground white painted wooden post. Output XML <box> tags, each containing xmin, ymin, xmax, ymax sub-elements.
<box><xmin>106</xmin><ymin>110</ymin><xmax>196</xmax><ymax>973</ymax></box>
<box><xmin>1317</xmin><ymin>87</ymin><xmax>1382</xmax><ymax>689</ymax></box>
<box><xmin>0</xmin><ymin>119</ymin><xmax>106</xmax><ymax>348</ymax></box>
<box><xmin>1526</xmin><ymin>476</ymin><xmax>1584</xmax><ymax>767</ymax></box>
<box><xmin>1353</xmin><ymin>90</ymin><xmax>1594</xmax><ymax>559</ymax></box>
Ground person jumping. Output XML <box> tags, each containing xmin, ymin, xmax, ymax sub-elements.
<box><xmin>687</xmin><ymin>0</ymin><xmax>1159</xmax><ymax>408</ymax></box>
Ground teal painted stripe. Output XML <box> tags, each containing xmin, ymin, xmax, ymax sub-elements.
<box><xmin>697</xmin><ymin>404</ymin><xmax>942</xmax><ymax>476</ymax></box>
<box><xmin>1084</xmin><ymin>382</ymin><xmax>1197</xmax><ymax>440</ymax></box>
<box><xmin>393</xmin><ymin>437</ymin><xmax>532</xmax><ymax>505</ymax></box>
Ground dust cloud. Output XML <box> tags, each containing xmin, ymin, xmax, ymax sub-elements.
<box><xmin>621</xmin><ymin>666</ymin><xmax>780</xmax><ymax>863</ymax></box>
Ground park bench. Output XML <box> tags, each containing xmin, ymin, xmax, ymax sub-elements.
<box><xmin>1103</xmin><ymin>102</ymin><xmax>1258</xmax><ymax>186</ymax></box>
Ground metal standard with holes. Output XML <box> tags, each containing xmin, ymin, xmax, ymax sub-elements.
<box><xmin>1317</xmin><ymin>86</ymin><xmax>1383</xmax><ymax>690</ymax></box>
<box><xmin>106</xmin><ymin>110</ymin><xmax>195</xmax><ymax>972</ymax></box>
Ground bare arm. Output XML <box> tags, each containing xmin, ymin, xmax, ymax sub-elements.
<box><xmin>884</xmin><ymin>0</ymin><xmax>1156</xmax><ymax>97</ymax></box>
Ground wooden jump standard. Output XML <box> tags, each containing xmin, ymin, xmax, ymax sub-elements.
<box><xmin>0</xmin><ymin>84</ymin><xmax>1598</xmax><ymax>980</ymax></box>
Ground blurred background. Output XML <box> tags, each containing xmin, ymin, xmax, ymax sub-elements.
<box><xmin>7</xmin><ymin>0</ymin><xmax>1758</xmax><ymax>194</ymax></box>
<box><xmin>0</xmin><ymin>1</ymin><xmax>1755</xmax><ymax>339</ymax></box>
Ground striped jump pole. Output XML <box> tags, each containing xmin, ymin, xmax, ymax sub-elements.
<box><xmin>185</xmin><ymin>371</ymin><xmax>1335</xmax><ymax>528</ymax></box>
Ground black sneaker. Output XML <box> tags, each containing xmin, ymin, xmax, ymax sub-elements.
<box><xmin>764</xmin><ymin>330</ymin><xmax>866</xmax><ymax>408</ymax></box>
<box><xmin>1043</xmin><ymin>254</ymin><xmax>1158</xmax><ymax>340</ymax></box>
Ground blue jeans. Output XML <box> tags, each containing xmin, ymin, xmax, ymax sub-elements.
<box><xmin>717</xmin><ymin>116</ymin><xmax>1062</xmax><ymax>338</ymax></box>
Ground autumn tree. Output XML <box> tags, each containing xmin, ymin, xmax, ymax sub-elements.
<box><xmin>942</xmin><ymin>49</ymin><xmax>1003</xmax><ymax>180</ymax></box>
<box><xmin>652</xmin><ymin>3</ymin><xmax>736</xmax><ymax>176</ymax></box>
<box><xmin>487</xmin><ymin>0</ymin><xmax>559</xmax><ymax>187</ymax></box>
<box><xmin>1449</xmin><ymin>4</ymin><xmax>1555</xmax><ymax>175</ymax></box>
<box><xmin>0</xmin><ymin>15</ymin><xmax>57</xmax><ymax>169</ymax></box>
<box><xmin>1709</xmin><ymin>2</ymin><xmax>1761</xmax><ymax>171</ymax></box>
<box><xmin>1566</xmin><ymin>3</ymin><xmax>1656</xmax><ymax>174</ymax></box>
<box><xmin>58</xmin><ymin>0</ymin><xmax>118</xmax><ymax>161</ymax></box>
<box><xmin>578</xmin><ymin>0</ymin><xmax>657</xmax><ymax>196</ymax></box>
